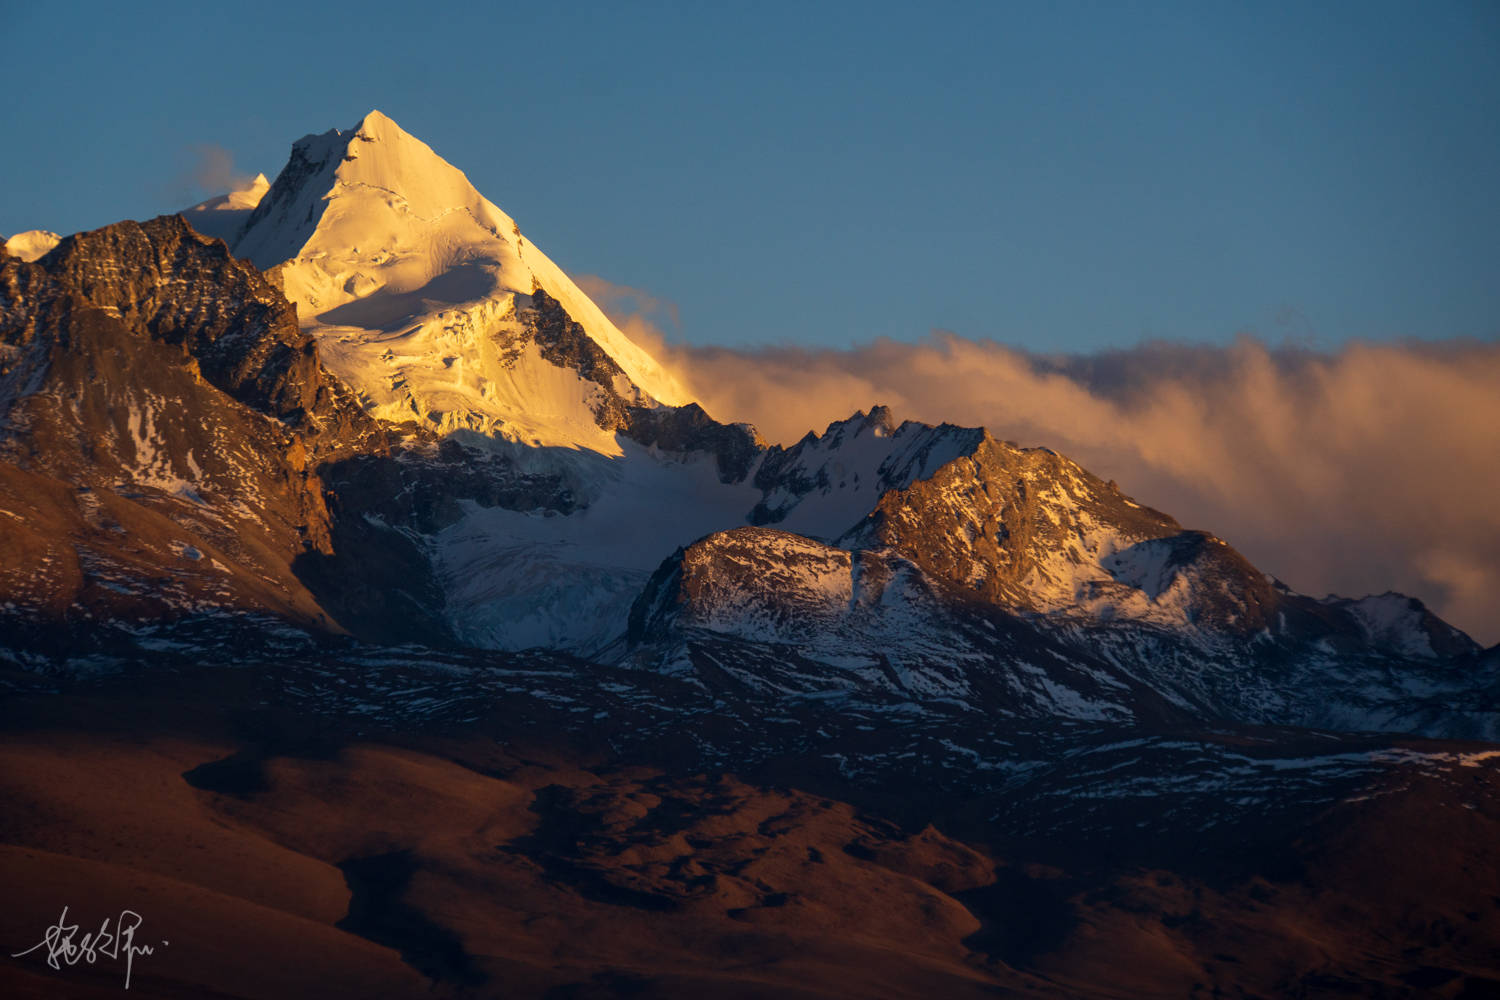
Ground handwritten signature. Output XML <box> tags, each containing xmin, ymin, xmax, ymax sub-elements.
<box><xmin>11</xmin><ymin>906</ymin><xmax>166</xmax><ymax>990</ymax></box>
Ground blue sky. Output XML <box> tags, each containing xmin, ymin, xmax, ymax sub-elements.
<box><xmin>3</xmin><ymin>0</ymin><xmax>1496</xmax><ymax>350</ymax></box>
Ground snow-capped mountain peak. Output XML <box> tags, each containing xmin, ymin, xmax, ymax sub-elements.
<box><xmin>180</xmin><ymin>174</ymin><xmax>269</xmax><ymax>243</ymax></box>
<box><xmin>234</xmin><ymin>109</ymin><xmax>502</xmax><ymax>275</ymax></box>
<box><xmin>3</xmin><ymin>230</ymin><xmax>61</xmax><ymax>262</ymax></box>
<box><xmin>201</xmin><ymin>172</ymin><xmax>269</xmax><ymax>212</ymax></box>
<box><xmin>228</xmin><ymin>110</ymin><xmax>688</xmax><ymax>452</ymax></box>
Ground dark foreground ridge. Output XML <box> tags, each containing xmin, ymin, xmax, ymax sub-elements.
<box><xmin>1</xmin><ymin>647</ymin><xmax>1498</xmax><ymax>998</ymax></box>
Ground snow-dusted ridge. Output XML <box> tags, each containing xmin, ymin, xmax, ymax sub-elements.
<box><xmin>230</xmin><ymin>110</ymin><xmax>689</xmax><ymax>453</ymax></box>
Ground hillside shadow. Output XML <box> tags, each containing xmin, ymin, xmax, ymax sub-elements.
<box><xmin>338</xmin><ymin>850</ymin><xmax>486</xmax><ymax>986</ymax></box>
<box><xmin>292</xmin><ymin>414</ymin><xmax>759</xmax><ymax>647</ymax></box>
<box><xmin>292</xmin><ymin>436</ymin><xmax>605</xmax><ymax>646</ymax></box>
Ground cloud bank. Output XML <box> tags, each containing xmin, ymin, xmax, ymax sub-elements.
<box><xmin>588</xmin><ymin>278</ymin><xmax>1500</xmax><ymax>645</ymax></box>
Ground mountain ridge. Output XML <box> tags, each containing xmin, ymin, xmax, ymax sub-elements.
<box><xmin>3</xmin><ymin>201</ymin><xmax>1490</xmax><ymax>741</ymax></box>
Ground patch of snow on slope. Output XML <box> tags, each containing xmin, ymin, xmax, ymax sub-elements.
<box><xmin>1340</xmin><ymin>593</ymin><xmax>1438</xmax><ymax>659</ymax></box>
<box><xmin>124</xmin><ymin>398</ymin><xmax>202</xmax><ymax>501</ymax></box>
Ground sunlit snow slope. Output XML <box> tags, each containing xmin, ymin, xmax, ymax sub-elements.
<box><xmin>232</xmin><ymin>110</ymin><xmax>688</xmax><ymax>453</ymax></box>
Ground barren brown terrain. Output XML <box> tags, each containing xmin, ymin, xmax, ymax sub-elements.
<box><xmin>3</xmin><ymin>666</ymin><xmax>1498</xmax><ymax>999</ymax></box>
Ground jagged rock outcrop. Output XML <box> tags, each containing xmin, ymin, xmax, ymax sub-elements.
<box><xmin>839</xmin><ymin>432</ymin><xmax>1243</xmax><ymax>619</ymax></box>
<box><xmin>0</xmin><ymin>215</ymin><xmax>385</xmax><ymax>635</ymax></box>
<box><xmin>524</xmin><ymin>286</ymin><xmax>640</xmax><ymax>432</ymax></box>
<box><xmin>2</xmin><ymin>214</ymin><xmax>381</xmax><ymax>458</ymax></box>
<box><xmin>749</xmin><ymin>407</ymin><xmax>985</xmax><ymax>535</ymax></box>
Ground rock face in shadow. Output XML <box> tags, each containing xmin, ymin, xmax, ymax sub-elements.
<box><xmin>624</xmin><ymin>401</ymin><xmax>764</xmax><ymax>483</ymax></box>
<box><xmin>524</xmin><ymin>286</ymin><xmax>636</xmax><ymax>431</ymax></box>
<box><xmin>295</xmin><ymin>436</ymin><xmax>581</xmax><ymax>646</ymax></box>
<box><xmin>338</xmin><ymin>851</ymin><xmax>486</xmax><ymax>987</ymax></box>
<box><xmin>521</xmin><ymin>288</ymin><xmax>765</xmax><ymax>480</ymax></box>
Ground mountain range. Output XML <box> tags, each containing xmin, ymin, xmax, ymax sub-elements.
<box><xmin>2</xmin><ymin>111</ymin><xmax>1497</xmax><ymax>999</ymax></box>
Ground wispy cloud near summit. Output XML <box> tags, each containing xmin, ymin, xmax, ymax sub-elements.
<box><xmin>162</xmin><ymin>144</ymin><xmax>254</xmax><ymax>208</ymax></box>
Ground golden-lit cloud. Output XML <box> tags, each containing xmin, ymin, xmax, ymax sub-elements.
<box><xmin>595</xmin><ymin>282</ymin><xmax>1500</xmax><ymax>645</ymax></box>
